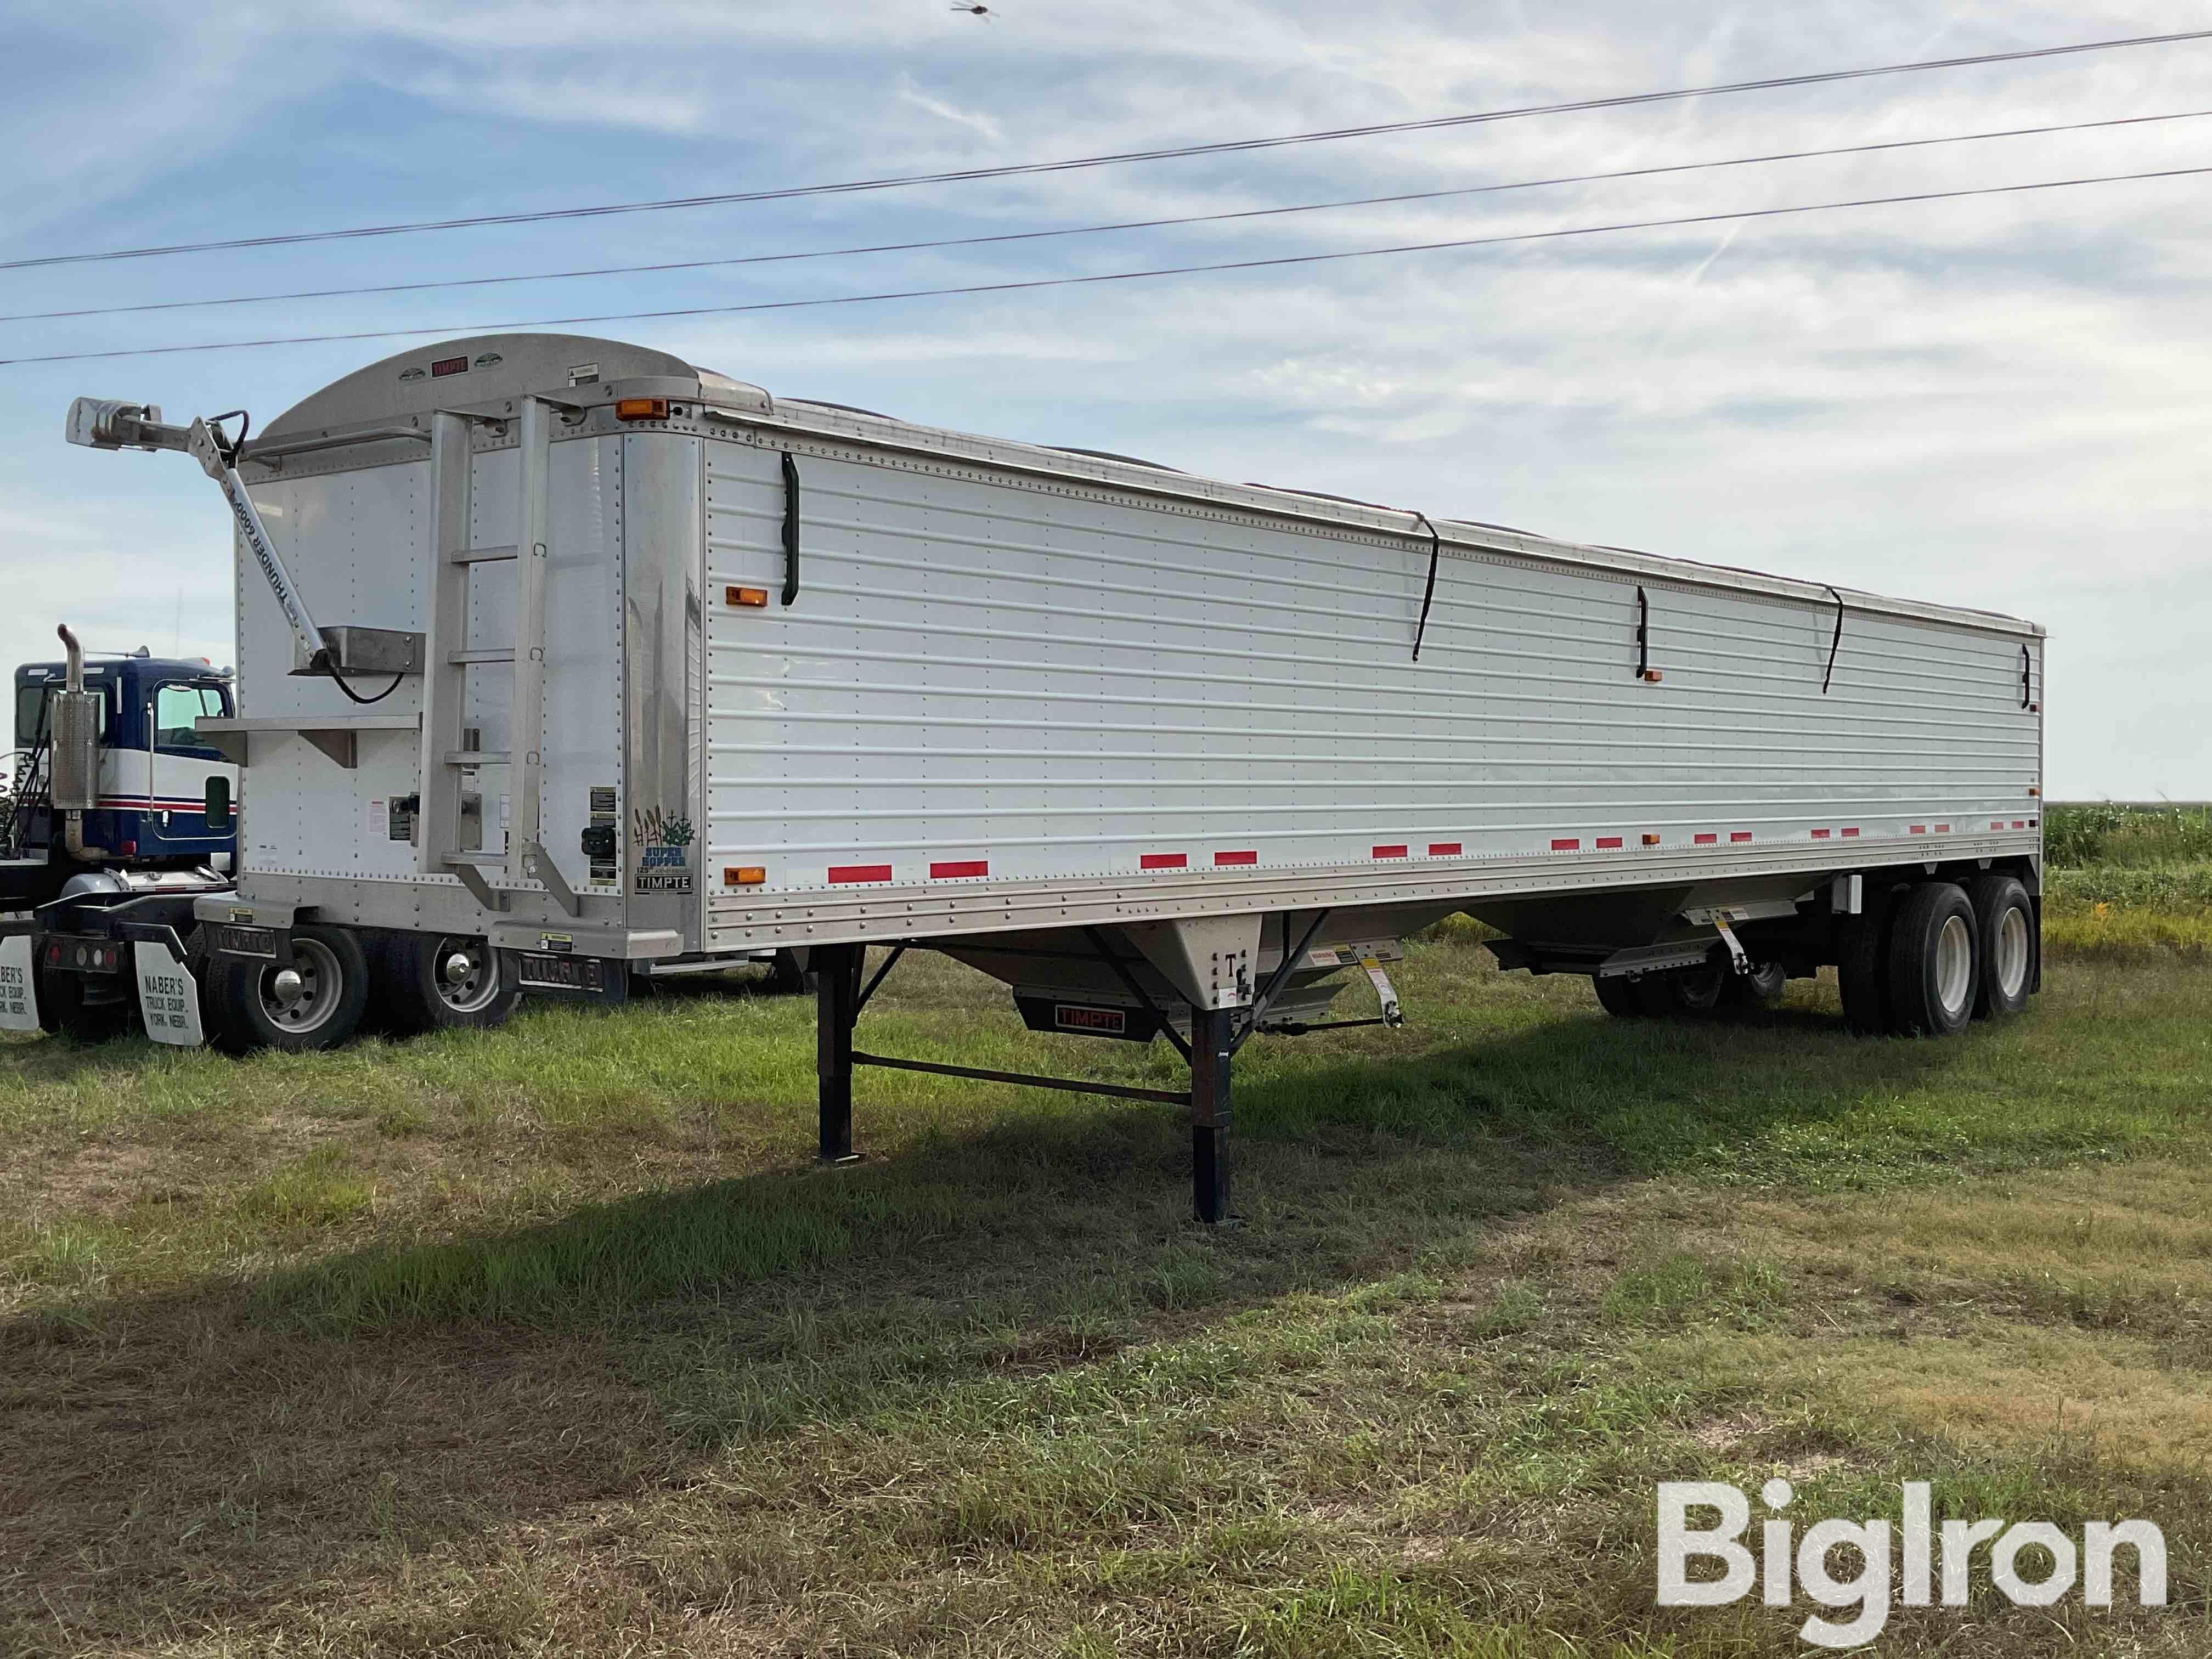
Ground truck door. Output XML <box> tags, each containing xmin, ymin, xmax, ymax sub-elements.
<box><xmin>145</xmin><ymin>681</ymin><xmax>236</xmax><ymax>854</ymax></box>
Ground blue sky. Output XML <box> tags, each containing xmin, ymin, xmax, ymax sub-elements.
<box><xmin>3</xmin><ymin>0</ymin><xmax>2205</xmax><ymax>796</ymax></box>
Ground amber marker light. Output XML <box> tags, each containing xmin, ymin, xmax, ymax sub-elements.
<box><xmin>724</xmin><ymin>866</ymin><xmax>767</xmax><ymax>887</ymax></box>
<box><xmin>616</xmin><ymin>397</ymin><xmax>670</xmax><ymax>420</ymax></box>
<box><xmin>727</xmin><ymin>586</ymin><xmax>769</xmax><ymax>608</ymax></box>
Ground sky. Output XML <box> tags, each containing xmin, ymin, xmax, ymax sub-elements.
<box><xmin>1</xmin><ymin>0</ymin><xmax>2204</xmax><ymax>798</ymax></box>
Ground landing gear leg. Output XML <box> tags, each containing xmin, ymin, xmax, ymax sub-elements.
<box><xmin>1189</xmin><ymin>1005</ymin><xmax>1235</xmax><ymax>1225</ymax></box>
<box><xmin>815</xmin><ymin>943</ymin><xmax>864</xmax><ymax>1164</ymax></box>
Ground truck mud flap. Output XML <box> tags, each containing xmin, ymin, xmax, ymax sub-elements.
<box><xmin>0</xmin><ymin>934</ymin><xmax>38</xmax><ymax>1032</ymax></box>
<box><xmin>508</xmin><ymin>949</ymin><xmax>629</xmax><ymax>1005</ymax></box>
<box><xmin>131</xmin><ymin>938</ymin><xmax>207</xmax><ymax>1047</ymax></box>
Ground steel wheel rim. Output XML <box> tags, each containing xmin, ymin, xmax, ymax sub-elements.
<box><xmin>1934</xmin><ymin>913</ymin><xmax>1973</xmax><ymax>1018</ymax></box>
<box><xmin>260</xmin><ymin>938</ymin><xmax>342</xmax><ymax>1034</ymax></box>
<box><xmin>431</xmin><ymin>937</ymin><xmax>499</xmax><ymax>1015</ymax></box>
<box><xmin>1995</xmin><ymin>905</ymin><xmax>2031</xmax><ymax>1000</ymax></box>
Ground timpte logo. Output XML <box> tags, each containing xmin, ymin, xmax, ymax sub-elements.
<box><xmin>1055</xmin><ymin>1005</ymin><xmax>1128</xmax><ymax>1035</ymax></box>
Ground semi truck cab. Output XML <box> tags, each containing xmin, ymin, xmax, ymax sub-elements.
<box><xmin>8</xmin><ymin>649</ymin><xmax>237</xmax><ymax>895</ymax></box>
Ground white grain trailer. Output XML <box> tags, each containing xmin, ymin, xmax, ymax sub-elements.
<box><xmin>68</xmin><ymin>333</ymin><xmax>2044</xmax><ymax>1220</ymax></box>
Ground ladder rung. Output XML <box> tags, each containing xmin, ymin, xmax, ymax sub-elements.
<box><xmin>443</xmin><ymin>750</ymin><xmax>510</xmax><ymax>766</ymax></box>
<box><xmin>449</xmin><ymin>543</ymin><xmax>518</xmax><ymax>565</ymax></box>
<box><xmin>447</xmin><ymin>648</ymin><xmax>514</xmax><ymax>665</ymax></box>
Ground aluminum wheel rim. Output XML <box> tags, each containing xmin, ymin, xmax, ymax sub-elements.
<box><xmin>260</xmin><ymin>938</ymin><xmax>343</xmax><ymax>1034</ymax></box>
<box><xmin>1934</xmin><ymin>913</ymin><xmax>1973</xmax><ymax>1018</ymax></box>
<box><xmin>1995</xmin><ymin>905</ymin><xmax>2031</xmax><ymax>1000</ymax></box>
<box><xmin>432</xmin><ymin>938</ymin><xmax>500</xmax><ymax>1015</ymax></box>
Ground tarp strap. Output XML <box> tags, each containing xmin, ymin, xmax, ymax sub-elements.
<box><xmin>1409</xmin><ymin>511</ymin><xmax>1443</xmax><ymax>661</ymax></box>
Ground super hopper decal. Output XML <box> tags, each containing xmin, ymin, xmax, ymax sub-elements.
<box><xmin>632</xmin><ymin>805</ymin><xmax>695</xmax><ymax>895</ymax></box>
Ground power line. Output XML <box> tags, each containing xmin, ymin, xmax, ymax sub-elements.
<box><xmin>9</xmin><ymin>106</ymin><xmax>2207</xmax><ymax>327</ymax></box>
<box><xmin>5</xmin><ymin>26</ymin><xmax>2209</xmax><ymax>276</ymax></box>
<box><xmin>6</xmin><ymin>161</ymin><xmax>2200</xmax><ymax>369</ymax></box>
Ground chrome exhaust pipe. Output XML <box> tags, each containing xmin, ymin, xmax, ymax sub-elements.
<box><xmin>52</xmin><ymin>623</ymin><xmax>110</xmax><ymax>862</ymax></box>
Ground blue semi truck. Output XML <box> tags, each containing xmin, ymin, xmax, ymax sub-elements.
<box><xmin>1</xmin><ymin>626</ymin><xmax>240</xmax><ymax>1037</ymax></box>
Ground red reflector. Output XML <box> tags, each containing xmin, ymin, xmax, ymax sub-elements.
<box><xmin>929</xmin><ymin>860</ymin><xmax>987</xmax><ymax>879</ymax></box>
<box><xmin>1695</xmin><ymin>833</ymin><xmax>1718</xmax><ymax>845</ymax></box>
<box><xmin>1991</xmin><ymin>821</ymin><xmax>2005</xmax><ymax>831</ymax></box>
<box><xmin>1841</xmin><ymin>827</ymin><xmax>1860</xmax><ymax>837</ymax></box>
<box><xmin>1910</xmin><ymin>825</ymin><xmax>1928</xmax><ymax>834</ymax></box>
<box><xmin>1428</xmin><ymin>842</ymin><xmax>1462</xmax><ymax>856</ymax></box>
<box><xmin>827</xmin><ymin>864</ymin><xmax>893</xmax><ymax>884</ymax></box>
<box><xmin>1936</xmin><ymin>824</ymin><xmax>1952</xmax><ymax>833</ymax></box>
<box><xmin>1372</xmin><ymin>844</ymin><xmax>1408</xmax><ymax>859</ymax></box>
<box><xmin>1550</xmin><ymin>838</ymin><xmax>1580</xmax><ymax>851</ymax></box>
<box><xmin>2030</xmin><ymin>817</ymin><xmax>2039</xmax><ymax>827</ymax></box>
<box><xmin>119</xmin><ymin>840</ymin><xmax>137</xmax><ymax>856</ymax></box>
<box><xmin>2013</xmin><ymin>820</ymin><xmax>2027</xmax><ymax>830</ymax></box>
<box><xmin>1812</xmin><ymin>828</ymin><xmax>1832</xmax><ymax>839</ymax></box>
<box><xmin>1731</xmin><ymin>832</ymin><xmax>1752</xmax><ymax>843</ymax></box>
<box><xmin>1596</xmin><ymin>837</ymin><xmax>1623</xmax><ymax>849</ymax></box>
<box><xmin>1141</xmin><ymin>853</ymin><xmax>1187</xmax><ymax>870</ymax></box>
<box><xmin>1214</xmin><ymin>850</ymin><xmax>1257</xmax><ymax>866</ymax></box>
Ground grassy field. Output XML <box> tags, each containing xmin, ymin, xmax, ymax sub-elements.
<box><xmin>3</xmin><ymin>834</ymin><xmax>2210</xmax><ymax>1655</ymax></box>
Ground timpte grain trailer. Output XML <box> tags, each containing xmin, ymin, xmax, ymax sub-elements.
<box><xmin>64</xmin><ymin>333</ymin><xmax>2045</xmax><ymax>1218</ymax></box>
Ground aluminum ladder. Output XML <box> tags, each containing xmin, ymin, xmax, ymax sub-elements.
<box><xmin>416</xmin><ymin>399</ymin><xmax>578</xmax><ymax>915</ymax></box>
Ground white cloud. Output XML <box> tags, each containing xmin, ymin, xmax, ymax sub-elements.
<box><xmin>895</xmin><ymin>74</ymin><xmax>1005</xmax><ymax>143</ymax></box>
<box><xmin>1</xmin><ymin>0</ymin><xmax>2208</xmax><ymax>791</ymax></box>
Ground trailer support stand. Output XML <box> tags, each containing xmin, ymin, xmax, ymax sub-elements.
<box><xmin>1189</xmin><ymin>1005</ymin><xmax>1235</xmax><ymax>1226</ymax></box>
<box><xmin>816</xmin><ymin>942</ymin><xmax>864</xmax><ymax>1165</ymax></box>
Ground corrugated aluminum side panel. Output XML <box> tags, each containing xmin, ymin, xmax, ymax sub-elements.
<box><xmin>702</xmin><ymin>433</ymin><xmax>2039</xmax><ymax>941</ymax></box>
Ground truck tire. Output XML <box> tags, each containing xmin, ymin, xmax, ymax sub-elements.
<box><xmin>33</xmin><ymin>962</ymin><xmax>132</xmax><ymax>1042</ymax></box>
<box><xmin>1593</xmin><ymin>973</ymin><xmax>1668</xmax><ymax>1017</ymax></box>
<box><xmin>1836</xmin><ymin>887</ymin><xmax>1895</xmax><ymax>1036</ymax></box>
<box><xmin>372</xmin><ymin>933</ymin><xmax>520</xmax><ymax>1035</ymax></box>
<box><xmin>208</xmin><ymin>924</ymin><xmax>371</xmax><ymax>1053</ymax></box>
<box><xmin>1966</xmin><ymin>874</ymin><xmax>2036</xmax><ymax>1020</ymax></box>
<box><xmin>1886</xmin><ymin>882</ymin><xmax>1979</xmax><ymax>1037</ymax></box>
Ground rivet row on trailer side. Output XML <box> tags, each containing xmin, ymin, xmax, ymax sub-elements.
<box><xmin>55</xmin><ymin>333</ymin><xmax>2045</xmax><ymax>1220</ymax></box>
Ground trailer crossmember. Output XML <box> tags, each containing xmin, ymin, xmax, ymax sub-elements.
<box><xmin>851</xmin><ymin>1052</ymin><xmax>1191</xmax><ymax>1107</ymax></box>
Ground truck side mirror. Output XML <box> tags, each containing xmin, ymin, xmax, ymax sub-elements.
<box><xmin>204</xmin><ymin>776</ymin><xmax>231</xmax><ymax>831</ymax></box>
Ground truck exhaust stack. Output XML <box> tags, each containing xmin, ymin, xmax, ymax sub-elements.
<box><xmin>49</xmin><ymin>623</ymin><xmax>107</xmax><ymax>861</ymax></box>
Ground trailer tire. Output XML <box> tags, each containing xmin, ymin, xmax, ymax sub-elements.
<box><xmin>33</xmin><ymin>962</ymin><xmax>132</xmax><ymax>1042</ymax></box>
<box><xmin>208</xmin><ymin>925</ymin><xmax>371</xmax><ymax>1053</ymax></box>
<box><xmin>1836</xmin><ymin>887</ymin><xmax>1895</xmax><ymax>1036</ymax></box>
<box><xmin>1593</xmin><ymin>973</ymin><xmax>1669</xmax><ymax>1018</ymax></box>
<box><xmin>761</xmin><ymin>950</ymin><xmax>813</xmax><ymax>996</ymax></box>
<box><xmin>1886</xmin><ymin>882</ymin><xmax>1979</xmax><ymax>1037</ymax></box>
<box><xmin>1966</xmin><ymin>874</ymin><xmax>2036</xmax><ymax>1020</ymax></box>
<box><xmin>1722</xmin><ymin>960</ymin><xmax>1789</xmax><ymax>1010</ymax></box>
<box><xmin>372</xmin><ymin>933</ymin><xmax>520</xmax><ymax>1035</ymax></box>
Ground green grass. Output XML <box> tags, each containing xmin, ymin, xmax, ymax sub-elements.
<box><xmin>4</xmin><ymin>893</ymin><xmax>2211</xmax><ymax>1655</ymax></box>
<box><xmin>2044</xmin><ymin>802</ymin><xmax>2212</xmax><ymax>867</ymax></box>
